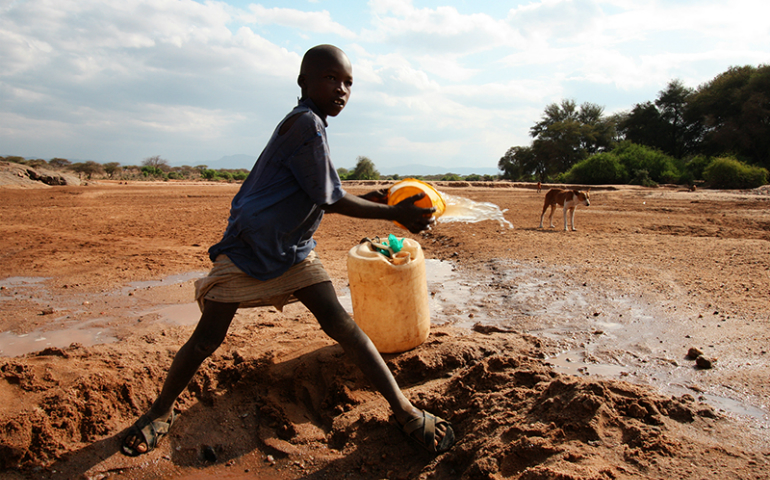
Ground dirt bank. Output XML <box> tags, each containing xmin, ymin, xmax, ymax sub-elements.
<box><xmin>0</xmin><ymin>181</ymin><xmax>768</xmax><ymax>479</ymax></box>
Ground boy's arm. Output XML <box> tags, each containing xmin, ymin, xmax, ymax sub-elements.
<box><xmin>322</xmin><ymin>192</ymin><xmax>435</xmax><ymax>234</ymax></box>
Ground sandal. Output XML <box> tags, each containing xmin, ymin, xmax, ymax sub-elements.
<box><xmin>121</xmin><ymin>411</ymin><xmax>176</xmax><ymax>457</ymax></box>
<box><xmin>397</xmin><ymin>410</ymin><xmax>456</xmax><ymax>453</ymax></box>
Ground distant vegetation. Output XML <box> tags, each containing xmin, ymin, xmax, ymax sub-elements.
<box><xmin>1</xmin><ymin>154</ymin><xmax>250</xmax><ymax>183</ymax></box>
<box><xmin>499</xmin><ymin>64</ymin><xmax>770</xmax><ymax>189</ymax></box>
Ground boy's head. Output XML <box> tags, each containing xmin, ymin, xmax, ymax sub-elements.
<box><xmin>298</xmin><ymin>44</ymin><xmax>353</xmax><ymax>118</ymax></box>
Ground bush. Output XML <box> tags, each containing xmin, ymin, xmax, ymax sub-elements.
<box><xmin>703</xmin><ymin>156</ymin><xmax>768</xmax><ymax>189</ymax></box>
<box><xmin>141</xmin><ymin>165</ymin><xmax>165</xmax><ymax>178</ymax></box>
<box><xmin>612</xmin><ymin>142</ymin><xmax>680</xmax><ymax>183</ymax></box>
<box><xmin>684</xmin><ymin>155</ymin><xmax>712</xmax><ymax>181</ymax></box>
<box><xmin>560</xmin><ymin>152</ymin><xmax>628</xmax><ymax>184</ymax></box>
<box><xmin>629</xmin><ymin>169</ymin><xmax>657</xmax><ymax>187</ymax></box>
<box><xmin>201</xmin><ymin>169</ymin><xmax>218</xmax><ymax>180</ymax></box>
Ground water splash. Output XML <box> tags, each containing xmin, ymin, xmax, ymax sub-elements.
<box><xmin>437</xmin><ymin>192</ymin><xmax>514</xmax><ymax>229</ymax></box>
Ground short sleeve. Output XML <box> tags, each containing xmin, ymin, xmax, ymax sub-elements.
<box><xmin>286</xmin><ymin>115</ymin><xmax>346</xmax><ymax>206</ymax></box>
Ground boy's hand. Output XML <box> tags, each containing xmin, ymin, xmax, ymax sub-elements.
<box><xmin>393</xmin><ymin>193</ymin><xmax>436</xmax><ymax>233</ymax></box>
<box><xmin>359</xmin><ymin>188</ymin><xmax>389</xmax><ymax>204</ymax></box>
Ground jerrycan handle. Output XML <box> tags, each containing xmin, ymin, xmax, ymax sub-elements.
<box><xmin>359</xmin><ymin>236</ymin><xmax>408</xmax><ymax>264</ymax></box>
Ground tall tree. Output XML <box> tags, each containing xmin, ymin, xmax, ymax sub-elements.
<box><xmin>656</xmin><ymin>80</ymin><xmax>697</xmax><ymax>158</ymax></box>
<box><xmin>103</xmin><ymin>162</ymin><xmax>122</xmax><ymax>178</ymax></box>
<box><xmin>498</xmin><ymin>145</ymin><xmax>540</xmax><ymax>181</ymax></box>
<box><xmin>142</xmin><ymin>155</ymin><xmax>170</xmax><ymax>172</ymax></box>
<box><xmin>620</xmin><ymin>80</ymin><xmax>698</xmax><ymax>158</ymax></box>
<box><xmin>49</xmin><ymin>158</ymin><xmax>71</xmax><ymax>169</ymax></box>
<box><xmin>71</xmin><ymin>161</ymin><xmax>104</xmax><ymax>179</ymax></box>
<box><xmin>529</xmin><ymin>100</ymin><xmax>614</xmax><ymax>177</ymax></box>
<box><xmin>687</xmin><ymin>65</ymin><xmax>770</xmax><ymax>169</ymax></box>
<box><xmin>351</xmin><ymin>156</ymin><xmax>379</xmax><ymax>180</ymax></box>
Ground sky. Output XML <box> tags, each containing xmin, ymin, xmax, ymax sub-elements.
<box><xmin>2</xmin><ymin>0</ymin><xmax>769</xmax><ymax>174</ymax></box>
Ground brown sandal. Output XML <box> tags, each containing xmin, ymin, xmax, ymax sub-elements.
<box><xmin>121</xmin><ymin>411</ymin><xmax>176</xmax><ymax>457</ymax></box>
<box><xmin>397</xmin><ymin>410</ymin><xmax>455</xmax><ymax>453</ymax></box>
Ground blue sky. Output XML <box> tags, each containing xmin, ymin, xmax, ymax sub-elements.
<box><xmin>2</xmin><ymin>0</ymin><xmax>768</xmax><ymax>174</ymax></box>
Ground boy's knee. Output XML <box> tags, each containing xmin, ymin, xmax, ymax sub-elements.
<box><xmin>188</xmin><ymin>336</ymin><xmax>223</xmax><ymax>359</ymax></box>
<box><xmin>318</xmin><ymin>312</ymin><xmax>360</xmax><ymax>343</ymax></box>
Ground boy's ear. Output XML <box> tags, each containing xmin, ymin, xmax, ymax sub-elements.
<box><xmin>297</xmin><ymin>74</ymin><xmax>306</xmax><ymax>90</ymax></box>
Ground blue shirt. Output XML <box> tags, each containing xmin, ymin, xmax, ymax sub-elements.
<box><xmin>208</xmin><ymin>99</ymin><xmax>346</xmax><ymax>280</ymax></box>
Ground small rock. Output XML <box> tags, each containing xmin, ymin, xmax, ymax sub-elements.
<box><xmin>695</xmin><ymin>355</ymin><xmax>715</xmax><ymax>369</ymax></box>
<box><xmin>686</xmin><ymin>347</ymin><xmax>703</xmax><ymax>359</ymax></box>
<box><xmin>40</xmin><ymin>307</ymin><xmax>55</xmax><ymax>315</ymax></box>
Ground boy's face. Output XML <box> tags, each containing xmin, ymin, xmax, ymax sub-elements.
<box><xmin>299</xmin><ymin>51</ymin><xmax>353</xmax><ymax>118</ymax></box>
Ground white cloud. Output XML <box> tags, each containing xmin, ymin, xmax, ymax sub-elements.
<box><xmin>365</xmin><ymin>0</ymin><xmax>520</xmax><ymax>55</ymax></box>
<box><xmin>243</xmin><ymin>4</ymin><xmax>356</xmax><ymax>38</ymax></box>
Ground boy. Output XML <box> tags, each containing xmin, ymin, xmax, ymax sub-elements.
<box><xmin>122</xmin><ymin>44</ymin><xmax>455</xmax><ymax>456</ymax></box>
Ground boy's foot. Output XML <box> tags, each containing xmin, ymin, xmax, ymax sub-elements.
<box><xmin>397</xmin><ymin>410</ymin><xmax>455</xmax><ymax>453</ymax></box>
<box><xmin>121</xmin><ymin>411</ymin><xmax>176</xmax><ymax>457</ymax></box>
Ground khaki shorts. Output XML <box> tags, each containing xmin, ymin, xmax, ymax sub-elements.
<box><xmin>194</xmin><ymin>251</ymin><xmax>331</xmax><ymax>312</ymax></box>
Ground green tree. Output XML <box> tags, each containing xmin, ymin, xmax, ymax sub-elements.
<box><xmin>337</xmin><ymin>167</ymin><xmax>350</xmax><ymax>180</ymax></box>
<box><xmin>498</xmin><ymin>145</ymin><xmax>539</xmax><ymax>180</ymax></box>
<box><xmin>620</xmin><ymin>80</ymin><xmax>698</xmax><ymax>159</ymax></box>
<box><xmin>142</xmin><ymin>155</ymin><xmax>170</xmax><ymax>172</ymax></box>
<box><xmin>103</xmin><ymin>162</ymin><xmax>121</xmax><ymax>178</ymax></box>
<box><xmin>26</xmin><ymin>159</ymin><xmax>48</xmax><ymax>168</ymax></box>
<box><xmin>350</xmin><ymin>156</ymin><xmax>380</xmax><ymax>180</ymax></box>
<box><xmin>687</xmin><ymin>65</ymin><xmax>770</xmax><ymax>169</ymax></box>
<box><xmin>49</xmin><ymin>158</ymin><xmax>71</xmax><ymax>169</ymax></box>
<box><xmin>529</xmin><ymin>99</ymin><xmax>615</xmax><ymax>178</ymax></box>
<box><xmin>656</xmin><ymin>79</ymin><xmax>697</xmax><ymax>158</ymax></box>
<box><xmin>72</xmin><ymin>161</ymin><xmax>104</xmax><ymax>179</ymax></box>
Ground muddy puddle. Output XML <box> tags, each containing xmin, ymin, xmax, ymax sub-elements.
<box><xmin>1</xmin><ymin>260</ymin><xmax>767</xmax><ymax>429</ymax></box>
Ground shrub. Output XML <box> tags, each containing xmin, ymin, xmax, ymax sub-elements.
<box><xmin>141</xmin><ymin>165</ymin><xmax>165</xmax><ymax>178</ymax></box>
<box><xmin>684</xmin><ymin>155</ymin><xmax>712</xmax><ymax>181</ymax></box>
<box><xmin>703</xmin><ymin>156</ymin><xmax>768</xmax><ymax>189</ymax></box>
<box><xmin>560</xmin><ymin>152</ymin><xmax>628</xmax><ymax>185</ymax></box>
<box><xmin>201</xmin><ymin>169</ymin><xmax>218</xmax><ymax>180</ymax></box>
<box><xmin>612</xmin><ymin>142</ymin><xmax>681</xmax><ymax>183</ymax></box>
<box><xmin>629</xmin><ymin>169</ymin><xmax>657</xmax><ymax>187</ymax></box>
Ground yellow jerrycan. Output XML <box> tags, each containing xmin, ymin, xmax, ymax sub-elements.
<box><xmin>387</xmin><ymin>179</ymin><xmax>446</xmax><ymax>230</ymax></box>
<box><xmin>347</xmin><ymin>237</ymin><xmax>430</xmax><ymax>353</ymax></box>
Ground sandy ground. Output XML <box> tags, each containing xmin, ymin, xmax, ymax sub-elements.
<box><xmin>1</xmin><ymin>176</ymin><xmax>769</xmax><ymax>479</ymax></box>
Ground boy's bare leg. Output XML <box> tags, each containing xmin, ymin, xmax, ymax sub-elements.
<box><xmin>123</xmin><ymin>300</ymin><xmax>239</xmax><ymax>454</ymax></box>
<box><xmin>293</xmin><ymin>281</ymin><xmax>450</xmax><ymax>448</ymax></box>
